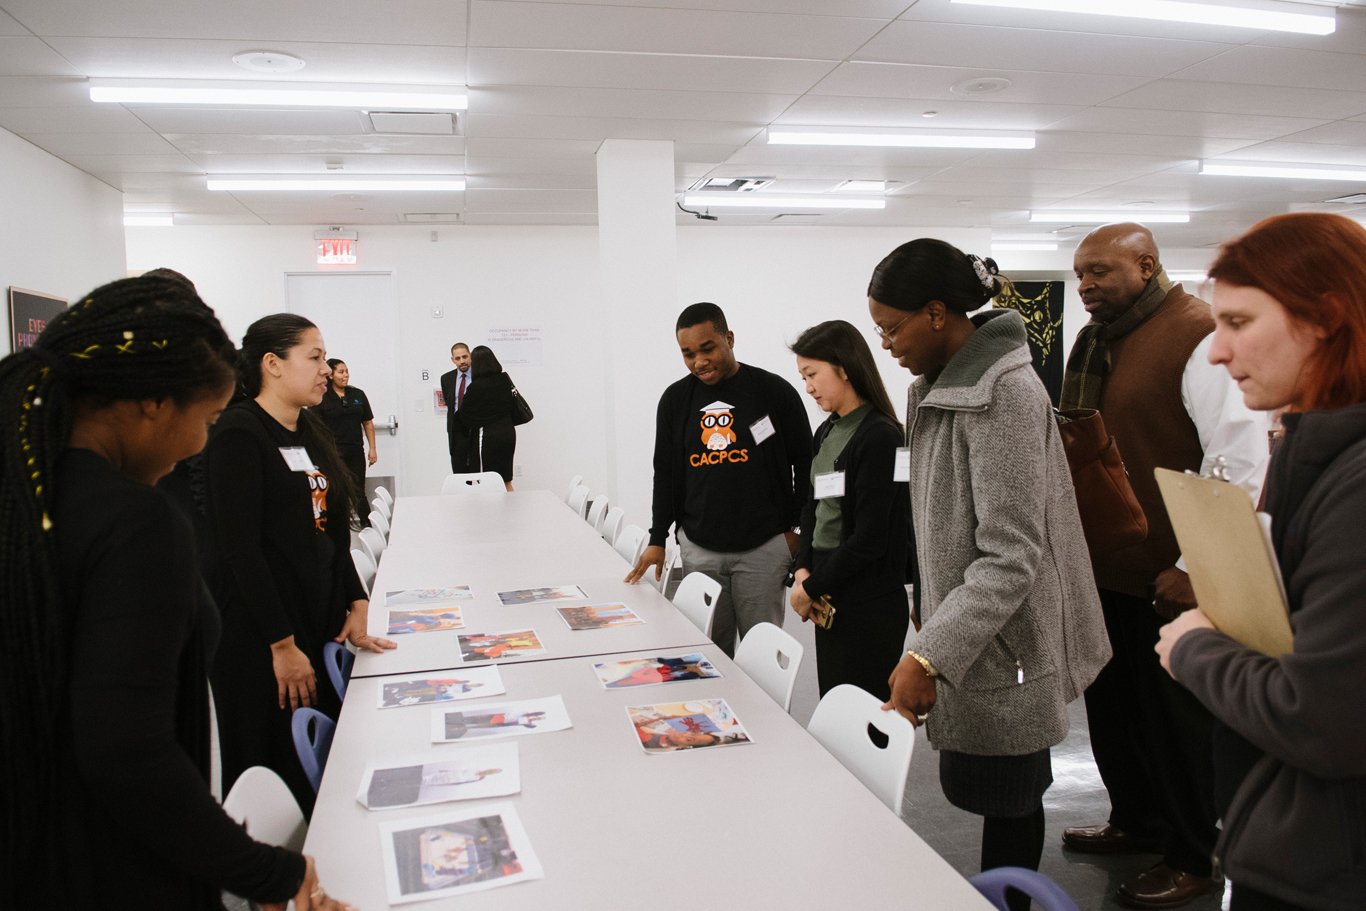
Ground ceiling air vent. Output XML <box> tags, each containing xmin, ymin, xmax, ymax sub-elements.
<box><xmin>688</xmin><ymin>177</ymin><xmax>774</xmax><ymax>192</ymax></box>
<box><xmin>368</xmin><ymin>112</ymin><xmax>457</xmax><ymax>135</ymax></box>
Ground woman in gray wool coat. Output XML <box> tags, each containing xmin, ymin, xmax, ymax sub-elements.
<box><xmin>868</xmin><ymin>238</ymin><xmax>1110</xmax><ymax>903</ymax></box>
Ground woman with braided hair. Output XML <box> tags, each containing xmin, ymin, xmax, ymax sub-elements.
<box><xmin>203</xmin><ymin>313</ymin><xmax>394</xmax><ymax>815</ymax></box>
<box><xmin>0</xmin><ymin>276</ymin><xmax>353</xmax><ymax>909</ymax></box>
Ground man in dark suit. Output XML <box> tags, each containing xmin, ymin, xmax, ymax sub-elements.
<box><xmin>440</xmin><ymin>342</ymin><xmax>472</xmax><ymax>472</ymax></box>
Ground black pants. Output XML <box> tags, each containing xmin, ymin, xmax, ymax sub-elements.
<box><xmin>1083</xmin><ymin>588</ymin><xmax>1217</xmax><ymax>875</ymax></box>
<box><xmin>810</xmin><ymin>553</ymin><xmax>909</xmax><ymax>701</ymax></box>
<box><xmin>1229</xmin><ymin>884</ymin><xmax>1315</xmax><ymax>911</ymax></box>
<box><xmin>338</xmin><ymin>447</ymin><xmax>367</xmax><ymax>525</ymax></box>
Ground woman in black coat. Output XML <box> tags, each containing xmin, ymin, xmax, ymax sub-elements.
<box><xmin>456</xmin><ymin>345</ymin><xmax>519</xmax><ymax>490</ymax></box>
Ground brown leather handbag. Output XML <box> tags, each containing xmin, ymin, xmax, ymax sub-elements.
<box><xmin>1055</xmin><ymin>408</ymin><xmax>1148</xmax><ymax>556</ymax></box>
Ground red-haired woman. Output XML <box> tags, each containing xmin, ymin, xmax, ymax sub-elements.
<box><xmin>1156</xmin><ymin>212</ymin><xmax>1366</xmax><ymax>911</ymax></box>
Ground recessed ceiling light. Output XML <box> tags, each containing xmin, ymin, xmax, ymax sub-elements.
<box><xmin>232</xmin><ymin>51</ymin><xmax>306</xmax><ymax>74</ymax></box>
<box><xmin>767</xmin><ymin>126</ymin><xmax>1034</xmax><ymax>150</ymax></box>
<box><xmin>91</xmin><ymin>78</ymin><xmax>467</xmax><ymax>110</ymax></box>
<box><xmin>921</xmin><ymin>111</ymin><xmax>940</xmax><ymax>118</ymax></box>
<box><xmin>1200</xmin><ymin>160</ymin><xmax>1366</xmax><ymax>181</ymax></box>
<box><xmin>207</xmin><ymin>176</ymin><xmax>466</xmax><ymax>192</ymax></box>
<box><xmin>681</xmin><ymin>194</ymin><xmax>885</xmax><ymax>210</ymax></box>
<box><xmin>948</xmin><ymin>0</ymin><xmax>1334</xmax><ymax>35</ymax></box>
<box><xmin>1030</xmin><ymin>210</ymin><xmax>1190</xmax><ymax>223</ymax></box>
<box><xmin>123</xmin><ymin>215</ymin><xmax>174</xmax><ymax>227</ymax></box>
<box><xmin>950</xmin><ymin>76</ymin><xmax>1012</xmax><ymax>95</ymax></box>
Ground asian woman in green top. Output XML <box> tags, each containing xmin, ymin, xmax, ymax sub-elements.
<box><xmin>789</xmin><ymin>319</ymin><xmax>910</xmax><ymax>699</ymax></box>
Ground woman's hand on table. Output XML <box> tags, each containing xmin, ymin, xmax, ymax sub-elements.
<box><xmin>270</xmin><ymin>637</ymin><xmax>317</xmax><ymax>710</ymax></box>
<box><xmin>882</xmin><ymin>653</ymin><xmax>937</xmax><ymax>727</ymax></box>
<box><xmin>262</xmin><ymin>855</ymin><xmax>356</xmax><ymax>911</ymax></box>
<box><xmin>339</xmin><ymin>600</ymin><xmax>396</xmax><ymax>653</ymax></box>
<box><xmin>789</xmin><ymin>569</ymin><xmax>815</xmax><ymax>622</ymax></box>
<box><xmin>1155</xmin><ymin>607</ymin><xmax>1215</xmax><ymax>678</ymax></box>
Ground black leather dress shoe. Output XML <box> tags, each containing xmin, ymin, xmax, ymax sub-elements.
<box><xmin>1061</xmin><ymin>822</ymin><xmax>1162</xmax><ymax>854</ymax></box>
<box><xmin>1117</xmin><ymin>862</ymin><xmax>1217</xmax><ymax>909</ymax></box>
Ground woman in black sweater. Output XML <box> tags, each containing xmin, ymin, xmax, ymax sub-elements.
<box><xmin>455</xmin><ymin>344</ymin><xmax>519</xmax><ymax>490</ymax></box>
<box><xmin>788</xmin><ymin>320</ymin><xmax>910</xmax><ymax>699</ymax></box>
<box><xmin>0</xmin><ymin>277</ymin><xmax>351</xmax><ymax>909</ymax></box>
<box><xmin>204</xmin><ymin>315</ymin><xmax>394</xmax><ymax>815</ymax></box>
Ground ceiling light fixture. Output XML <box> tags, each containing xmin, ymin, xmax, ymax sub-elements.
<box><xmin>207</xmin><ymin>176</ymin><xmax>466</xmax><ymax>192</ymax></box>
<box><xmin>123</xmin><ymin>215</ymin><xmax>174</xmax><ymax>227</ymax></box>
<box><xmin>991</xmin><ymin>241</ymin><xmax>1058</xmax><ymax>251</ymax></box>
<box><xmin>1030</xmin><ymin>210</ymin><xmax>1190</xmax><ymax>223</ymax></box>
<box><xmin>1199</xmin><ymin>160</ymin><xmax>1366</xmax><ymax>181</ymax></box>
<box><xmin>766</xmin><ymin>126</ymin><xmax>1035</xmax><ymax>150</ymax></box>
<box><xmin>91</xmin><ymin>78</ymin><xmax>467</xmax><ymax>110</ymax></box>
<box><xmin>681</xmin><ymin>193</ymin><xmax>885</xmax><ymax>210</ymax></box>
<box><xmin>948</xmin><ymin>0</ymin><xmax>1334</xmax><ymax>34</ymax></box>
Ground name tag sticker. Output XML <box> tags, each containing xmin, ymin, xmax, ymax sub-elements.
<box><xmin>750</xmin><ymin>415</ymin><xmax>776</xmax><ymax>444</ymax></box>
<box><xmin>893</xmin><ymin>447</ymin><xmax>911</xmax><ymax>483</ymax></box>
<box><xmin>814</xmin><ymin>471</ymin><xmax>846</xmax><ymax>500</ymax></box>
<box><xmin>279</xmin><ymin>446</ymin><xmax>316</xmax><ymax>472</ymax></box>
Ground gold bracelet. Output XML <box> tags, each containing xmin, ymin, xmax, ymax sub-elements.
<box><xmin>906</xmin><ymin>649</ymin><xmax>939</xmax><ymax>678</ymax></box>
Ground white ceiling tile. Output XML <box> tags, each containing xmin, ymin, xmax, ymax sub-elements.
<box><xmin>1278</xmin><ymin>121</ymin><xmax>1366</xmax><ymax>146</ymax></box>
<box><xmin>480</xmin><ymin>0</ymin><xmax>910</xmax><ymax>15</ymax></box>
<box><xmin>777</xmin><ymin>96</ymin><xmax>1083</xmax><ymax>130</ymax></box>
<box><xmin>1039</xmin><ymin>130</ymin><xmax>1256</xmax><ymax>158</ymax></box>
<box><xmin>165</xmin><ymin>133</ymin><xmax>464</xmax><ymax>156</ymax></box>
<box><xmin>720</xmin><ymin>143</ymin><xmax>980</xmax><ymax>169</ymax></box>
<box><xmin>465</xmin><ymin>136</ymin><xmax>600</xmax><ymax>159</ymax></box>
<box><xmin>466</xmin><ymin>112</ymin><xmax>763</xmax><ymax>146</ymax></box>
<box><xmin>0</xmin><ymin>9</ymin><xmax>30</xmax><ymax>35</ymax></box>
<box><xmin>1044</xmin><ymin>107</ymin><xmax>1328</xmax><ymax>141</ymax></box>
<box><xmin>1210</xmin><ymin>142</ymin><xmax>1366</xmax><ymax>167</ymax></box>
<box><xmin>1172</xmin><ymin>45</ymin><xmax>1366</xmax><ymax>93</ymax></box>
<box><xmin>470</xmin><ymin>85</ymin><xmax>798</xmax><ymax>123</ymax></box>
<box><xmin>57</xmin><ymin>154</ymin><xmax>203</xmax><ymax>182</ymax></box>
<box><xmin>1101</xmin><ymin>80</ymin><xmax>1366</xmax><ymax>120</ymax></box>
<box><xmin>0</xmin><ymin>0</ymin><xmax>468</xmax><ymax>44</ymax></box>
<box><xmin>1220</xmin><ymin>5</ymin><xmax>1366</xmax><ymax>56</ymax></box>
<box><xmin>135</xmin><ymin>108</ymin><xmax>372</xmax><ymax>135</ymax></box>
<box><xmin>0</xmin><ymin>75</ymin><xmax>94</xmax><ymax>107</ymax></box>
<box><xmin>47</xmin><ymin>37</ymin><xmax>466</xmax><ymax>83</ymax></box>
<box><xmin>179</xmin><ymin>154</ymin><xmax>467</xmax><ymax>174</ymax></box>
<box><xmin>810</xmin><ymin>61</ymin><xmax>1147</xmax><ymax>107</ymax></box>
<box><xmin>0</xmin><ymin>103</ymin><xmax>146</xmax><ymax>132</ymax></box>
<box><xmin>469</xmin><ymin>0</ymin><xmax>883</xmax><ymax>58</ymax></box>
<box><xmin>465</xmin><ymin>188</ymin><xmax>598</xmax><ymax>213</ymax></box>
<box><xmin>463</xmin><ymin>212</ymin><xmax>596</xmax><ymax>225</ymax></box>
<box><xmin>471</xmin><ymin>173</ymin><xmax>595</xmax><ymax>190</ymax></box>
<box><xmin>965</xmin><ymin>149</ymin><xmax>1183</xmax><ymax>173</ymax></box>
<box><xmin>469</xmin><ymin>48</ymin><xmax>832</xmax><ymax>95</ymax></box>
<box><xmin>0</xmin><ymin>37</ymin><xmax>82</xmax><ymax>75</ymax></box>
<box><xmin>855</xmin><ymin>19</ymin><xmax>1233</xmax><ymax>77</ymax></box>
<box><xmin>24</xmin><ymin>130</ymin><xmax>179</xmax><ymax>155</ymax></box>
<box><xmin>465</xmin><ymin>156</ymin><xmax>596</xmax><ymax>177</ymax></box>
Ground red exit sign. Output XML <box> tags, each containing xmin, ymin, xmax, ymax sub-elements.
<box><xmin>317</xmin><ymin>237</ymin><xmax>357</xmax><ymax>265</ymax></box>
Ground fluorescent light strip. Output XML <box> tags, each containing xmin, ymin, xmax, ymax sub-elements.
<box><xmin>1200</xmin><ymin>161</ymin><xmax>1366</xmax><ymax>181</ymax></box>
<box><xmin>207</xmin><ymin>177</ymin><xmax>466</xmax><ymax>192</ymax></box>
<box><xmin>91</xmin><ymin>79</ymin><xmax>466</xmax><ymax>110</ymax></box>
<box><xmin>992</xmin><ymin>242</ymin><xmax>1058</xmax><ymax>251</ymax></box>
<box><xmin>123</xmin><ymin>215</ymin><xmax>174</xmax><ymax>227</ymax></box>
<box><xmin>1030</xmin><ymin>210</ymin><xmax>1190</xmax><ymax>224</ymax></box>
<box><xmin>682</xmin><ymin>194</ymin><xmax>885</xmax><ymax>210</ymax></box>
<box><xmin>1168</xmin><ymin>271</ymin><xmax>1210</xmax><ymax>283</ymax></box>
<box><xmin>768</xmin><ymin>126</ymin><xmax>1035</xmax><ymax>150</ymax></box>
<box><xmin>949</xmin><ymin>0</ymin><xmax>1334</xmax><ymax>35</ymax></box>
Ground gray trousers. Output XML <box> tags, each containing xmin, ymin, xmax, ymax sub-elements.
<box><xmin>677</xmin><ymin>529</ymin><xmax>791</xmax><ymax>657</ymax></box>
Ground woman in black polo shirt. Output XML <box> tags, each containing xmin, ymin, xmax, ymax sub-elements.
<box><xmin>316</xmin><ymin>358</ymin><xmax>376</xmax><ymax>496</ymax></box>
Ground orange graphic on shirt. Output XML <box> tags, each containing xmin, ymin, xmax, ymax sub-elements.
<box><xmin>306</xmin><ymin>469</ymin><xmax>330</xmax><ymax>532</ymax></box>
<box><xmin>699</xmin><ymin>400</ymin><xmax>736</xmax><ymax>450</ymax></box>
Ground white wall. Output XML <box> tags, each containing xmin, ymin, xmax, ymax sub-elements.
<box><xmin>0</xmin><ymin>127</ymin><xmax>126</xmax><ymax>356</ymax></box>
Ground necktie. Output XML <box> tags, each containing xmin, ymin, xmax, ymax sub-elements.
<box><xmin>456</xmin><ymin>371</ymin><xmax>466</xmax><ymax>410</ymax></box>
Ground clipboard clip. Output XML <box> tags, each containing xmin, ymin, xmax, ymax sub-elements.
<box><xmin>1185</xmin><ymin>454</ymin><xmax>1230</xmax><ymax>483</ymax></box>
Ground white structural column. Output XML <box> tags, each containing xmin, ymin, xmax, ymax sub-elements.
<box><xmin>596</xmin><ymin>140</ymin><xmax>680</xmax><ymax>532</ymax></box>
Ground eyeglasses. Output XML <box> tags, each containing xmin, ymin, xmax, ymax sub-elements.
<box><xmin>873</xmin><ymin>314</ymin><xmax>910</xmax><ymax>343</ymax></box>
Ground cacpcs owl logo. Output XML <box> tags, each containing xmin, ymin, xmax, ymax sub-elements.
<box><xmin>699</xmin><ymin>401</ymin><xmax>736</xmax><ymax>451</ymax></box>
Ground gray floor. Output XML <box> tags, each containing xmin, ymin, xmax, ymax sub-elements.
<box><xmin>777</xmin><ymin>608</ymin><xmax>1230</xmax><ymax>911</ymax></box>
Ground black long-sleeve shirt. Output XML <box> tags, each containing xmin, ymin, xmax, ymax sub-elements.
<box><xmin>648</xmin><ymin>363</ymin><xmax>812</xmax><ymax>552</ymax></box>
<box><xmin>56</xmin><ymin>449</ymin><xmax>304</xmax><ymax>908</ymax></box>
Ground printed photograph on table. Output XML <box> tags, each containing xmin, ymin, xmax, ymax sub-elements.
<box><xmin>357</xmin><ymin>743</ymin><xmax>521</xmax><ymax>809</ymax></box>
<box><xmin>593</xmin><ymin>653</ymin><xmax>722</xmax><ymax>689</ymax></box>
<box><xmin>379</xmin><ymin>803</ymin><xmax>543</xmax><ymax>904</ymax></box>
<box><xmin>457</xmin><ymin>628</ymin><xmax>545</xmax><ymax>662</ymax></box>
<box><xmin>556</xmin><ymin>602</ymin><xmax>643</xmax><ymax>631</ymax></box>
<box><xmin>388</xmin><ymin>606</ymin><xmax>466</xmax><ymax>635</ymax></box>
<box><xmin>496</xmin><ymin>584</ymin><xmax>588</xmax><ymax>606</ymax></box>
<box><xmin>627</xmin><ymin>698</ymin><xmax>752</xmax><ymax>753</ymax></box>
<box><xmin>386</xmin><ymin>586</ymin><xmax>474</xmax><ymax>607</ymax></box>
<box><xmin>431</xmin><ymin>695</ymin><xmax>572</xmax><ymax>743</ymax></box>
<box><xmin>378</xmin><ymin>666</ymin><xmax>506</xmax><ymax>708</ymax></box>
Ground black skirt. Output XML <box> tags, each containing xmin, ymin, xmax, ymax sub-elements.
<box><xmin>939</xmin><ymin>747</ymin><xmax>1053</xmax><ymax>818</ymax></box>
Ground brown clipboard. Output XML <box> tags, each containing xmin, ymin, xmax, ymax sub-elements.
<box><xmin>1154</xmin><ymin>468</ymin><xmax>1293</xmax><ymax>658</ymax></box>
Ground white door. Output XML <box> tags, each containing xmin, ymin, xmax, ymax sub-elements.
<box><xmin>286</xmin><ymin>272</ymin><xmax>403</xmax><ymax>493</ymax></box>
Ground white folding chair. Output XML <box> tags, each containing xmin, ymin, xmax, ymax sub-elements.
<box><xmin>566</xmin><ymin>483</ymin><xmax>591</xmax><ymax>518</ymax></box>
<box><xmin>441</xmin><ymin>471</ymin><xmax>506</xmax><ymax>494</ymax></box>
<box><xmin>373</xmin><ymin>484</ymin><xmax>394</xmax><ymax>508</ymax></box>
<box><xmin>652</xmin><ymin>545</ymin><xmax>680</xmax><ymax>593</ymax></box>
<box><xmin>371</xmin><ymin>496</ymin><xmax>391</xmax><ymax>522</ymax></box>
<box><xmin>368</xmin><ymin>509</ymin><xmax>390</xmax><ymax>538</ymax></box>
<box><xmin>351</xmin><ymin>547</ymin><xmax>376</xmax><ymax>596</ymax></box>
<box><xmin>806</xmin><ymin>684</ymin><xmax>916</xmax><ymax>812</ymax></box>
<box><xmin>359</xmin><ymin>526</ymin><xmax>386</xmax><ymax>564</ymax></box>
<box><xmin>671</xmin><ymin>571</ymin><xmax>720</xmax><ymax>637</ymax></box>
<box><xmin>734</xmin><ymin>621</ymin><xmax>805</xmax><ymax>712</ymax></box>
<box><xmin>601</xmin><ymin>506</ymin><xmax>625</xmax><ymax>545</ymax></box>
<box><xmin>585</xmin><ymin>495</ymin><xmax>609</xmax><ymax>531</ymax></box>
<box><xmin>613</xmin><ymin>523</ymin><xmax>648</xmax><ymax>566</ymax></box>
<box><xmin>222</xmin><ymin>765</ymin><xmax>307</xmax><ymax>852</ymax></box>
<box><xmin>563</xmin><ymin>473</ymin><xmax>584</xmax><ymax>503</ymax></box>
